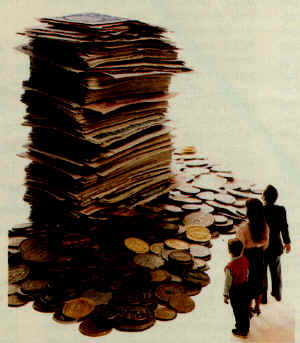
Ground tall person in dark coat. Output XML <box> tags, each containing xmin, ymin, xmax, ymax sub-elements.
<box><xmin>262</xmin><ymin>185</ymin><xmax>291</xmax><ymax>303</ymax></box>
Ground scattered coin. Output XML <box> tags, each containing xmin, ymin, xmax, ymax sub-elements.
<box><xmin>186</xmin><ymin>160</ymin><xmax>208</xmax><ymax>168</ymax></box>
<box><xmin>198</xmin><ymin>204</ymin><xmax>214</xmax><ymax>213</ymax></box>
<box><xmin>8</xmin><ymin>284</ymin><xmax>19</xmax><ymax>295</ymax></box>
<box><xmin>185</xmin><ymin>226</ymin><xmax>211</xmax><ymax>243</ymax></box>
<box><xmin>79</xmin><ymin>318</ymin><xmax>113</xmax><ymax>337</ymax></box>
<box><xmin>20</xmin><ymin>278</ymin><xmax>49</xmax><ymax>294</ymax></box>
<box><xmin>189</xmin><ymin>245</ymin><xmax>211</xmax><ymax>259</ymax></box>
<box><xmin>150</xmin><ymin>242</ymin><xmax>164</xmax><ymax>255</ymax></box>
<box><xmin>214</xmin><ymin>219</ymin><xmax>234</xmax><ymax>232</ymax></box>
<box><xmin>168</xmin><ymin>294</ymin><xmax>195</xmax><ymax>313</ymax></box>
<box><xmin>150</xmin><ymin>270</ymin><xmax>169</xmax><ymax>283</ymax></box>
<box><xmin>161</xmin><ymin>248</ymin><xmax>176</xmax><ymax>261</ymax></box>
<box><xmin>133</xmin><ymin>253</ymin><xmax>165</xmax><ymax>269</ymax></box>
<box><xmin>176</xmin><ymin>184</ymin><xmax>200</xmax><ymax>195</ymax></box>
<box><xmin>81</xmin><ymin>289</ymin><xmax>112</xmax><ymax>305</ymax></box>
<box><xmin>115</xmin><ymin>305</ymin><xmax>155</xmax><ymax>332</ymax></box>
<box><xmin>181</xmin><ymin>204</ymin><xmax>202</xmax><ymax>211</ymax></box>
<box><xmin>155</xmin><ymin>305</ymin><xmax>177</xmax><ymax>320</ymax></box>
<box><xmin>90</xmin><ymin>304</ymin><xmax>120</xmax><ymax>321</ymax></box>
<box><xmin>155</xmin><ymin>283</ymin><xmax>185</xmax><ymax>302</ymax></box>
<box><xmin>169</xmin><ymin>250</ymin><xmax>193</xmax><ymax>263</ymax></box>
<box><xmin>250</xmin><ymin>187</ymin><xmax>263</xmax><ymax>195</ymax></box>
<box><xmin>168</xmin><ymin>273</ymin><xmax>183</xmax><ymax>282</ymax></box>
<box><xmin>8</xmin><ymin>236</ymin><xmax>27</xmax><ymax>248</ymax></box>
<box><xmin>184</xmin><ymin>283</ymin><xmax>202</xmax><ymax>296</ymax></box>
<box><xmin>124</xmin><ymin>237</ymin><xmax>150</xmax><ymax>254</ymax></box>
<box><xmin>164</xmin><ymin>239</ymin><xmax>190</xmax><ymax>250</ymax></box>
<box><xmin>192</xmin><ymin>258</ymin><xmax>208</xmax><ymax>271</ymax></box>
<box><xmin>196</xmin><ymin>191</ymin><xmax>215</xmax><ymax>201</ymax></box>
<box><xmin>215</xmin><ymin>193</ymin><xmax>236</xmax><ymax>205</ymax></box>
<box><xmin>162</xmin><ymin>204</ymin><xmax>183</xmax><ymax>213</ymax></box>
<box><xmin>227</xmin><ymin>188</ymin><xmax>257</xmax><ymax>199</ymax></box>
<box><xmin>180</xmin><ymin>146</ymin><xmax>196</xmax><ymax>154</ymax></box>
<box><xmin>8</xmin><ymin>264</ymin><xmax>30</xmax><ymax>284</ymax></box>
<box><xmin>8</xmin><ymin>294</ymin><xmax>28</xmax><ymax>307</ymax></box>
<box><xmin>20</xmin><ymin>239</ymin><xmax>56</xmax><ymax>263</ymax></box>
<box><xmin>53</xmin><ymin>309</ymin><xmax>77</xmax><ymax>324</ymax></box>
<box><xmin>184</xmin><ymin>212</ymin><xmax>214</xmax><ymax>227</ymax></box>
<box><xmin>184</xmin><ymin>270</ymin><xmax>210</xmax><ymax>287</ymax></box>
<box><xmin>216</xmin><ymin>172</ymin><xmax>233</xmax><ymax>180</ymax></box>
<box><xmin>232</xmin><ymin>200</ymin><xmax>246</xmax><ymax>208</ymax></box>
<box><xmin>170</xmin><ymin>194</ymin><xmax>202</xmax><ymax>204</ymax></box>
<box><xmin>63</xmin><ymin>298</ymin><xmax>96</xmax><ymax>320</ymax></box>
<box><xmin>213</xmin><ymin>215</ymin><xmax>228</xmax><ymax>224</ymax></box>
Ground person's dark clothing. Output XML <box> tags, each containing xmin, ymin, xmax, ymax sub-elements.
<box><xmin>263</xmin><ymin>254</ymin><xmax>282</xmax><ymax>300</ymax></box>
<box><xmin>229</xmin><ymin>284</ymin><xmax>250</xmax><ymax>335</ymax></box>
<box><xmin>244</xmin><ymin>247</ymin><xmax>265</xmax><ymax>299</ymax></box>
<box><xmin>264</xmin><ymin>204</ymin><xmax>290</xmax><ymax>256</ymax></box>
<box><xmin>225</xmin><ymin>256</ymin><xmax>250</xmax><ymax>335</ymax></box>
<box><xmin>263</xmin><ymin>204</ymin><xmax>291</xmax><ymax>300</ymax></box>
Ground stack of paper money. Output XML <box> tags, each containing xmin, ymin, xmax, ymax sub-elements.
<box><xmin>18</xmin><ymin>13</ymin><xmax>191</xmax><ymax>224</ymax></box>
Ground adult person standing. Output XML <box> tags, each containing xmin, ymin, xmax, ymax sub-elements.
<box><xmin>261</xmin><ymin>185</ymin><xmax>291</xmax><ymax>303</ymax></box>
<box><xmin>236</xmin><ymin>198</ymin><xmax>269</xmax><ymax>315</ymax></box>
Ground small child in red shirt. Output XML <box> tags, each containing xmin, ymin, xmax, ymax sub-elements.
<box><xmin>224</xmin><ymin>238</ymin><xmax>250</xmax><ymax>338</ymax></box>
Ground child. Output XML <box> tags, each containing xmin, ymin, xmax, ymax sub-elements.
<box><xmin>224</xmin><ymin>238</ymin><xmax>250</xmax><ymax>338</ymax></box>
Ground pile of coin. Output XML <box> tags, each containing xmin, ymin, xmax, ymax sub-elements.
<box><xmin>8</xmin><ymin>146</ymin><xmax>264</xmax><ymax>336</ymax></box>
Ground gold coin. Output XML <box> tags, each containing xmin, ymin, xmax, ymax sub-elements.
<box><xmin>186</xmin><ymin>225</ymin><xmax>211</xmax><ymax>242</ymax></box>
<box><xmin>63</xmin><ymin>297</ymin><xmax>96</xmax><ymax>320</ymax></box>
<box><xmin>150</xmin><ymin>270</ymin><xmax>169</xmax><ymax>282</ymax></box>
<box><xmin>124</xmin><ymin>237</ymin><xmax>150</xmax><ymax>254</ymax></box>
<box><xmin>180</xmin><ymin>146</ymin><xmax>196</xmax><ymax>154</ymax></box>
<box><xmin>164</xmin><ymin>239</ymin><xmax>190</xmax><ymax>250</ymax></box>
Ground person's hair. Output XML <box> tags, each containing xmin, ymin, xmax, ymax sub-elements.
<box><xmin>228</xmin><ymin>238</ymin><xmax>244</xmax><ymax>257</ymax></box>
<box><xmin>246</xmin><ymin>198</ymin><xmax>267</xmax><ymax>242</ymax></box>
<box><xmin>263</xmin><ymin>184</ymin><xmax>278</xmax><ymax>205</ymax></box>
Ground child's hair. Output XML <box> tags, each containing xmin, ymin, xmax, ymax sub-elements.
<box><xmin>263</xmin><ymin>184</ymin><xmax>278</xmax><ymax>205</ymax></box>
<box><xmin>228</xmin><ymin>238</ymin><xmax>244</xmax><ymax>257</ymax></box>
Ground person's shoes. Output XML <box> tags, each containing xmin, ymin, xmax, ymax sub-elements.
<box><xmin>271</xmin><ymin>293</ymin><xmax>281</xmax><ymax>302</ymax></box>
<box><xmin>232</xmin><ymin>329</ymin><xmax>248</xmax><ymax>338</ymax></box>
<box><xmin>261</xmin><ymin>294</ymin><xmax>267</xmax><ymax>304</ymax></box>
<box><xmin>253</xmin><ymin>307</ymin><xmax>261</xmax><ymax>316</ymax></box>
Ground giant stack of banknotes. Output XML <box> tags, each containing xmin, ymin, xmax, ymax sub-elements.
<box><xmin>18</xmin><ymin>13</ymin><xmax>191</xmax><ymax>226</ymax></box>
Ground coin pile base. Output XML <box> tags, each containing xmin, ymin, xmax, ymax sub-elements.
<box><xmin>8</xmin><ymin>143</ymin><xmax>264</xmax><ymax>338</ymax></box>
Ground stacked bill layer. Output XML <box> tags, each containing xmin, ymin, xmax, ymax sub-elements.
<box><xmin>18</xmin><ymin>13</ymin><xmax>191</xmax><ymax>224</ymax></box>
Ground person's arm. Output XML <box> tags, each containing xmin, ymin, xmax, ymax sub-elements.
<box><xmin>280</xmin><ymin>207</ymin><xmax>291</xmax><ymax>253</ymax></box>
<box><xmin>236</xmin><ymin>226</ymin><xmax>245</xmax><ymax>247</ymax></box>
<box><xmin>224</xmin><ymin>268</ymin><xmax>232</xmax><ymax>303</ymax></box>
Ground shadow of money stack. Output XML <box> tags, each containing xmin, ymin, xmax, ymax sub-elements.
<box><xmin>18</xmin><ymin>13</ymin><xmax>191</xmax><ymax>229</ymax></box>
